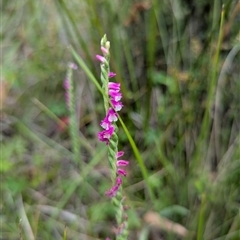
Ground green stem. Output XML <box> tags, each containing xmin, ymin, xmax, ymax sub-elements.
<box><xmin>70</xmin><ymin>47</ymin><xmax>104</xmax><ymax>95</ymax></box>
<box><xmin>192</xmin><ymin>5</ymin><xmax>225</xmax><ymax>168</ymax></box>
<box><xmin>118</xmin><ymin>115</ymin><xmax>155</xmax><ymax>203</ymax></box>
<box><xmin>57</xmin><ymin>0</ymin><xmax>95</xmax><ymax>74</ymax></box>
<box><xmin>197</xmin><ymin>193</ymin><xmax>206</xmax><ymax>240</ymax></box>
<box><xmin>67</xmin><ymin>66</ymin><xmax>81</xmax><ymax>165</ymax></box>
<box><xmin>100</xmin><ymin>57</ymin><xmax>110</xmax><ymax>113</ymax></box>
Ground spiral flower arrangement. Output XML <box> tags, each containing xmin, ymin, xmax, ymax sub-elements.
<box><xmin>96</xmin><ymin>35</ymin><xmax>129</xmax><ymax>239</ymax></box>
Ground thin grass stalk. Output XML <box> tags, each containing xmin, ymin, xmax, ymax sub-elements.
<box><xmin>153</xmin><ymin>0</ymin><xmax>169</xmax><ymax>61</ymax></box>
<box><xmin>120</xmin><ymin>31</ymin><xmax>138</xmax><ymax>95</ymax></box>
<box><xmin>71</xmin><ymin>46</ymin><xmax>104</xmax><ymax>95</ymax></box>
<box><xmin>41</xmin><ymin>148</ymin><xmax>107</xmax><ymax>231</ymax></box>
<box><xmin>56</xmin><ymin>0</ymin><xmax>96</xmax><ymax>75</ymax></box>
<box><xmin>212</xmin><ymin>0</ymin><xmax>221</xmax><ymax>32</ymax></box>
<box><xmin>207</xmin><ymin>5</ymin><xmax>225</xmax><ymax>123</ymax></box>
<box><xmin>18</xmin><ymin>219</ymin><xmax>23</xmax><ymax>240</ymax></box>
<box><xmin>63</xmin><ymin>226</ymin><xmax>67</xmax><ymax>240</ymax></box>
<box><xmin>193</xmin><ymin>5</ymin><xmax>225</xmax><ymax>168</ymax></box>
<box><xmin>144</xmin><ymin>1</ymin><xmax>158</xmax><ymax>131</ymax></box>
<box><xmin>117</xmin><ymin>115</ymin><xmax>156</xmax><ymax>203</ymax></box>
<box><xmin>15</xmin><ymin>120</ymin><xmax>74</xmax><ymax>158</ymax></box>
<box><xmin>146</xmin><ymin>3</ymin><xmax>157</xmax><ymax>69</ymax></box>
<box><xmin>66</xmin><ymin>64</ymin><xmax>81</xmax><ymax>165</ymax></box>
<box><xmin>197</xmin><ymin>193</ymin><xmax>206</xmax><ymax>240</ymax></box>
<box><xmin>31</xmin><ymin>98</ymin><xmax>67</xmax><ymax>130</ymax></box>
<box><xmin>86</xmin><ymin>0</ymin><xmax>104</xmax><ymax>37</ymax></box>
<box><xmin>109</xmin><ymin>12</ymin><xmax>129</xmax><ymax>99</ymax></box>
<box><xmin>213</xmin><ymin>44</ymin><xmax>240</xmax><ymax>162</ymax></box>
<box><xmin>56</xmin><ymin>147</ymin><xmax>106</xmax><ymax>211</ymax></box>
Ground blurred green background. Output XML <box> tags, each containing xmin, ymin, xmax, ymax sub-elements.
<box><xmin>1</xmin><ymin>0</ymin><xmax>240</xmax><ymax>239</ymax></box>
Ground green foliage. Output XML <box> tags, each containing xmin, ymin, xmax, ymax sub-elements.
<box><xmin>2</xmin><ymin>0</ymin><xmax>240</xmax><ymax>239</ymax></box>
<box><xmin>160</xmin><ymin>205</ymin><xmax>190</xmax><ymax>219</ymax></box>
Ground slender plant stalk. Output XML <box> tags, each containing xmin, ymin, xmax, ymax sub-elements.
<box><xmin>118</xmin><ymin>116</ymin><xmax>155</xmax><ymax>202</ymax></box>
<box><xmin>144</xmin><ymin>1</ymin><xmax>158</xmax><ymax>131</ymax></box>
<box><xmin>100</xmin><ymin>36</ymin><xmax>111</xmax><ymax>112</ymax></box>
<box><xmin>99</xmin><ymin>35</ymin><xmax>129</xmax><ymax>239</ymax></box>
<box><xmin>197</xmin><ymin>193</ymin><xmax>206</xmax><ymax>240</ymax></box>
<box><xmin>66</xmin><ymin>65</ymin><xmax>81</xmax><ymax>165</ymax></box>
<box><xmin>63</xmin><ymin>226</ymin><xmax>67</xmax><ymax>240</ymax></box>
<box><xmin>193</xmin><ymin>5</ymin><xmax>225</xmax><ymax>168</ymax></box>
<box><xmin>56</xmin><ymin>0</ymin><xmax>94</xmax><ymax>71</ymax></box>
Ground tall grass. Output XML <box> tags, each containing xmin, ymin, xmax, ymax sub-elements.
<box><xmin>2</xmin><ymin>0</ymin><xmax>240</xmax><ymax>239</ymax></box>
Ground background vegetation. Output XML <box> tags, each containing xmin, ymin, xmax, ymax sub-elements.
<box><xmin>1</xmin><ymin>0</ymin><xmax>240</xmax><ymax>239</ymax></box>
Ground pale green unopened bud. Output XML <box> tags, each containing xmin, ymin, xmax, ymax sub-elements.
<box><xmin>101</xmin><ymin>34</ymin><xmax>107</xmax><ymax>46</ymax></box>
<box><xmin>106</xmin><ymin>41</ymin><xmax>110</xmax><ymax>50</ymax></box>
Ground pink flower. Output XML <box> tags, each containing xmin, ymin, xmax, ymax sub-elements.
<box><xmin>117</xmin><ymin>151</ymin><xmax>129</xmax><ymax>166</ymax></box>
<box><xmin>108</xmin><ymin>82</ymin><xmax>120</xmax><ymax>91</ymax></box>
<box><xmin>100</xmin><ymin>118</ymin><xmax>111</xmax><ymax>130</ymax></box>
<box><xmin>63</xmin><ymin>79</ymin><xmax>70</xmax><ymax>109</ymax></box>
<box><xmin>116</xmin><ymin>151</ymin><xmax>129</xmax><ymax>176</ymax></box>
<box><xmin>103</xmin><ymin>125</ymin><xmax>114</xmax><ymax>138</ymax></box>
<box><xmin>107</xmin><ymin>108</ymin><xmax>118</xmax><ymax>122</ymax></box>
<box><xmin>109</xmin><ymin>91</ymin><xmax>122</xmax><ymax>101</ymax></box>
<box><xmin>98</xmin><ymin>125</ymin><xmax>114</xmax><ymax>144</ymax></box>
<box><xmin>117</xmin><ymin>168</ymin><xmax>127</xmax><ymax>176</ymax></box>
<box><xmin>96</xmin><ymin>55</ymin><xmax>106</xmax><ymax>63</ymax></box>
<box><xmin>105</xmin><ymin>184</ymin><xmax>119</xmax><ymax>198</ymax></box>
<box><xmin>105</xmin><ymin>177</ymin><xmax>122</xmax><ymax>198</ymax></box>
<box><xmin>117</xmin><ymin>160</ymin><xmax>129</xmax><ymax>167</ymax></box>
<box><xmin>116</xmin><ymin>177</ymin><xmax>122</xmax><ymax>185</ymax></box>
<box><xmin>68</xmin><ymin>62</ymin><xmax>78</xmax><ymax>70</ymax></box>
<box><xmin>111</xmin><ymin>100</ymin><xmax>123</xmax><ymax>111</ymax></box>
<box><xmin>63</xmin><ymin>78</ymin><xmax>70</xmax><ymax>89</ymax></box>
<box><xmin>117</xmin><ymin>151</ymin><xmax>125</xmax><ymax>158</ymax></box>
<box><xmin>100</xmin><ymin>109</ymin><xmax>118</xmax><ymax>129</ymax></box>
<box><xmin>101</xmin><ymin>46</ymin><xmax>108</xmax><ymax>55</ymax></box>
<box><xmin>108</xmin><ymin>72</ymin><xmax>116</xmax><ymax>78</ymax></box>
<box><xmin>97</xmin><ymin>131</ymin><xmax>109</xmax><ymax>145</ymax></box>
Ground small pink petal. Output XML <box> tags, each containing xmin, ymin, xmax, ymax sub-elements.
<box><xmin>117</xmin><ymin>160</ymin><xmax>129</xmax><ymax>167</ymax></box>
<box><xmin>117</xmin><ymin>168</ymin><xmax>127</xmax><ymax>176</ymax></box>
<box><xmin>68</xmin><ymin>62</ymin><xmax>78</xmax><ymax>69</ymax></box>
<box><xmin>109</xmin><ymin>88</ymin><xmax>120</xmax><ymax>93</ymax></box>
<box><xmin>108</xmin><ymin>114</ymin><xmax>118</xmax><ymax>122</ymax></box>
<box><xmin>100</xmin><ymin>115</ymin><xmax>111</xmax><ymax>129</ymax></box>
<box><xmin>116</xmin><ymin>177</ymin><xmax>122</xmax><ymax>186</ymax></box>
<box><xmin>98</xmin><ymin>131</ymin><xmax>110</xmax><ymax>145</ymax></box>
<box><xmin>100</xmin><ymin>119</ymin><xmax>110</xmax><ymax>130</ymax></box>
<box><xmin>108</xmin><ymin>72</ymin><xmax>116</xmax><ymax>78</ymax></box>
<box><xmin>105</xmin><ymin>184</ymin><xmax>119</xmax><ymax>198</ymax></box>
<box><xmin>63</xmin><ymin>79</ymin><xmax>70</xmax><ymax>89</ymax></box>
<box><xmin>96</xmin><ymin>55</ymin><xmax>105</xmax><ymax>63</ymax></box>
<box><xmin>100</xmin><ymin>125</ymin><xmax>114</xmax><ymax>139</ymax></box>
<box><xmin>101</xmin><ymin>46</ymin><xmax>108</xmax><ymax>55</ymax></box>
<box><xmin>111</xmin><ymin>100</ymin><xmax>123</xmax><ymax>111</ymax></box>
<box><xmin>113</xmin><ymin>96</ymin><xmax>121</xmax><ymax>101</ymax></box>
<box><xmin>107</xmin><ymin>108</ymin><xmax>118</xmax><ymax>122</ymax></box>
<box><xmin>108</xmin><ymin>82</ymin><xmax>120</xmax><ymax>90</ymax></box>
<box><xmin>98</xmin><ymin>132</ymin><xmax>105</xmax><ymax>141</ymax></box>
<box><xmin>109</xmin><ymin>91</ymin><xmax>122</xmax><ymax>101</ymax></box>
<box><xmin>116</xmin><ymin>151</ymin><xmax>124</xmax><ymax>158</ymax></box>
